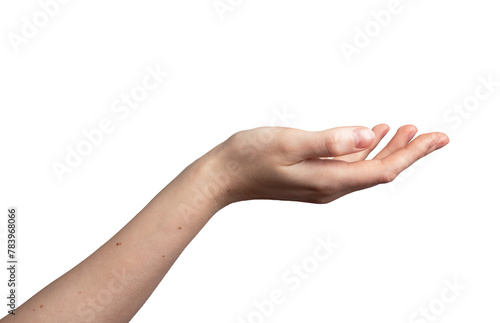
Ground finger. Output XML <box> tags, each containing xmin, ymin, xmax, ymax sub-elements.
<box><xmin>373</xmin><ymin>125</ymin><xmax>418</xmax><ymax>160</ymax></box>
<box><xmin>335</xmin><ymin>124</ymin><xmax>390</xmax><ymax>162</ymax></box>
<box><xmin>338</xmin><ymin>132</ymin><xmax>450</xmax><ymax>189</ymax></box>
<box><xmin>289</xmin><ymin>126</ymin><xmax>375</xmax><ymax>160</ymax></box>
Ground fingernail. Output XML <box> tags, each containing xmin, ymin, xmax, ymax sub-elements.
<box><xmin>435</xmin><ymin>136</ymin><xmax>449</xmax><ymax>150</ymax></box>
<box><xmin>382</xmin><ymin>126</ymin><xmax>390</xmax><ymax>136</ymax></box>
<box><xmin>429</xmin><ymin>135</ymin><xmax>441</xmax><ymax>149</ymax></box>
<box><xmin>353</xmin><ymin>128</ymin><xmax>375</xmax><ymax>148</ymax></box>
<box><xmin>408</xmin><ymin>128</ymin><xmax>418</xmax><ymax>140</ymax></box>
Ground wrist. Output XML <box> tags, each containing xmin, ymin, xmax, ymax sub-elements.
<box><xmin>169</xmin><ymin>141</ymin><xmax>235</xmax><ymax>223</ymax></box>
<box><xmin>195</xmin><ymin>142</ymin><xmax>237</xmax><ymax>209</ymax></box>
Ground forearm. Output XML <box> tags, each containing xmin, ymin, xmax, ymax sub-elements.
<box><xmin>2</xmin><ymin>147</ymin><xmax>226</xmax><ymax>323</ymax></box>
<box><xmin>0</xmin><ymin>124</ymin><xmax>448</xmax><ymax>322</ymax></box>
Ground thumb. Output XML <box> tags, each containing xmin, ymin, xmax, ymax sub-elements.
<box><xmin>293</xmin><ymin>126</ymin><xmax>375</xmax><ymax>159</ymax></box>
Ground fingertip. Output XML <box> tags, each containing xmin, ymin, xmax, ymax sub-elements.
<box><xmin>393</xmin><ymin>125</ymin><xmax>418</xmax><ymax>138</ymax></box>
<box><xmin>399</xmin><ymin>124</ymin><xmax>417</xmax><ymax>133</ymax></box>
<box><xmin>373</xmin><ymin>124</ymin><xmax>390</xmax><ymax>136</ymax></box>
<box><xmin>402</xmin><ymin>124</ymin><xmax>417</xmax><ymax>130</ymax></box>
<box><xmin>438</xmin><ymin>132</ymin><xmax>449</xmax><ymax>140</ymax></box>
<box><xmin>435</xmin><ymin>133</ymin><xmax>450</xmax><ymax>150</ymax></box>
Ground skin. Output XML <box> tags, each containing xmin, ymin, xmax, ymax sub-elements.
<box><xmin>1</xmin><ymin>124</ymin><xmax>449</xmax><ymax>323</ymax></box>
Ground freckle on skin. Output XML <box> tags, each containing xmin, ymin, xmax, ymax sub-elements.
<box><xmin>40</xmin><ymin>305</ymin><xmax>44</xmax><ymax>308</ymax></box>
<box><xmin>116</xmin><ymin>242</ymin><xmax>122</xmax><ymax>246</ymax></box>
<box><xmin>162</xmin><ymin>255</ymin><xmax>165</xmax><ymax>258</ymax></box>
<box><xmin>79</xmin><ymin>291</ymin><xmax>82</xmax><ymax>294</ymax></box>
<box><xmin>178</xmin><ymin>227</ymin><xmax>182</xmax><ymax>230</ymax></box>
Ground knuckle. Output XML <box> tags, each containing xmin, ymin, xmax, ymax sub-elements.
<box><xmin>325</xmin><ymin>134</ymin><xmax>342</xmax><ymax>156</ymax></box>
<box><xmin>312</xmin><ymin>196</ymin><xmax>332</xmax><ymax>204</ymax></box>
<box><xmin>310</xmin><ymin>178</ymin><xmax>340</xmax><ymax>202</ymax></box>
<box><xmin>314</xmin><ymin>181</ymin><xmax>333</xmax><ymax>196</ymax></box>
<box><xmin>308</xmin><ymin>188</ymin><xmax>333</xmax><ymax>204</ymax></box>
<box><xmin>226</xmin><ymin>130</ymin><xmax>244</xmax><ymax>147</ymax></box>
<box><xmin>379</xmin><ymin>170</ymin><xmax>397</xmax><ymax>184</ymax></box>
<box><xmin>279</xmin><ymin>136</ymin><xmax>296</xmax><ymax>154</ymax></box>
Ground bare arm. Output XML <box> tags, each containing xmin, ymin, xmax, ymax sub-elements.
<box><xmin>1</xmin><ymin>124</ymin><xmax>448</xmax><ymax>322</ymax></box>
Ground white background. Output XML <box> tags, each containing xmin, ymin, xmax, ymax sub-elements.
<box><xmin>1</xmin><ymin>0</ymin><xmax>499</xmax><ymax>322</ymax></box>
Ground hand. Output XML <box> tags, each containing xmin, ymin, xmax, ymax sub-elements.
<box><xmin>8</xmin><ymin>124</ymin><xmax>448</xmax><ymax>323</ymax></box>
<box><xmin>214</xmin><ymin>124</ymin><xmax>449</xmax><ymax>205</ymax></box>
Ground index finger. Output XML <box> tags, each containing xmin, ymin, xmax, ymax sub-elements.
<box><xmin>337</xmin><ymin>132</ymin><xmax>449</xmax><ymax>190</ymax></box>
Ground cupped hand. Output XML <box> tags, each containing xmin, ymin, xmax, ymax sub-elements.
<box><xmin>214</xmin><ymin>124</ymin><xmax>449</xmax><ymax>206</ymax></box>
